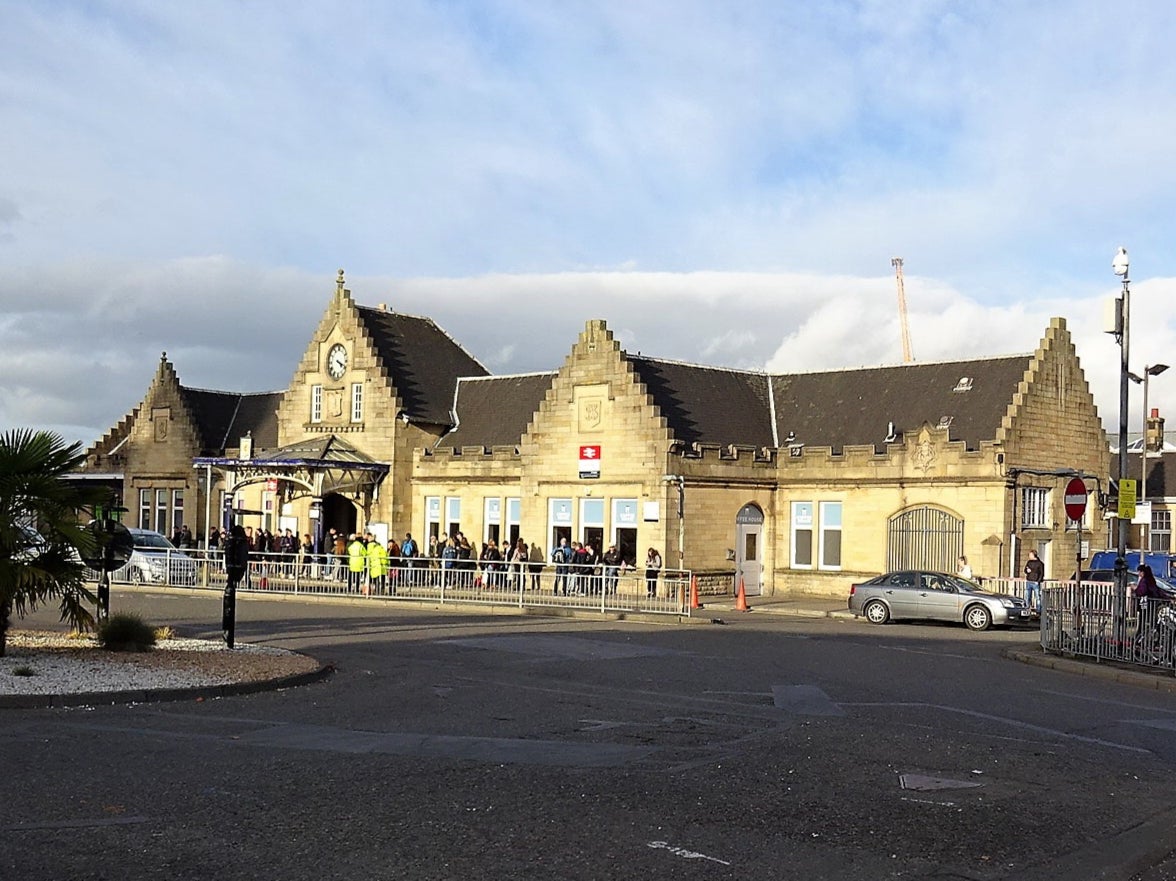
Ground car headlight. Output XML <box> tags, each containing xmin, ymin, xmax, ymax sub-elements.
<box><xmin>1000</xmin><ymin>598</ymin><xmax>1016</xmax><ymax>608</ymax></box>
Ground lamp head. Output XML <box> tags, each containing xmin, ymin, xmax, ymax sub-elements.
<box><xmin>1150</xmin><ymin>363</ymin><xmax>1170</xmax><ymax>377</ymax></box>
<box><xmin>1112</xmin><ymin>246</ymin><xmax>1129</xmax><ymax>278</ymax></box>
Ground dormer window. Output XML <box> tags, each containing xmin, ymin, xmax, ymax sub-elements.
<box><xmin>953</xmin><ymin>377</ymin><xmax>973</xmax><ymax>393</ymax></box>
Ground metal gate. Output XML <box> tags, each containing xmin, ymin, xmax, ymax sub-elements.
<box><xmin>887</xmin><ymin>506</ymin><xmax>963</xmax><ymax>573</ymax></box>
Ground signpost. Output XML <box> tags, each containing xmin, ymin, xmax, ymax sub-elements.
<box><xmin>1064</xmin><ymin>477</ymin><xmax>1089</xmax><ymax>609</ymax></box>
<box><xmin>1118</xmin><ymin>478</ymin><xmax>1138</xmax><ymax>521</ymax></box>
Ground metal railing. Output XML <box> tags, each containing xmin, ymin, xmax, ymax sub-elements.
<box><xmin>93</xmin><ymin>551</ymin><xmax>695</xmax><ymax>617</ymax></box>
<box><xmin>1041</xmin><ymin>581</ymin><xmax>1176</xmax><ymax>672</ymax></box>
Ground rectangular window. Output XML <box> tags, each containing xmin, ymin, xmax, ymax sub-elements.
<box><xmin>155</xmin><ymin>489</ymin><xmax>168</xmax><ymax>534</ymax></box>
<box><xmin>819</xmin><ymin>501</ymin><xmax>842</xmax><ymax>569</ymax></box>
<box><xmin>791</xmin><ymin>502</ymin><xmax>813</xmax><ymax>568</ymax></box>
<box><xmin>1153</xmin><ymin>510</ymin><xmax>1172</xmax><ymax>553</ymax></box>
<box><xmin>311</xmin><ymin>384</ymin><xmax>322</xmax><ymax>423</ymax></box>
<box><xmin>580</xmin><ymin>498</ymin><xmax>605</xmax><ymax>550</ymax></box>
<box><xmin>445</xmin><ymin>496</ymin><xmax>461</xmax><ymax>540</ymax></box>
<box><xmin>351</xmin><ymin>382</ymin><xmax>364</xmax><ymax>422</ymax></box>
<box><xmin>425</xmin><ymin>496</ymin><xmax>441</xmax><ymax>542</ymax></box>
<box><xmin>484</xmin><ymin>497</ymin><xmax>501</xmax><ymax>543</ymax></box>
<box><xmin>172</xmin><ymin>489</ymin><xmax>184</xmax><ymax>531</ymax></box>
<box><xmin>1021</xmin><ymin>487</ymin><xmax>1050</xmax><ymax>529</ymax></box>
<box><xmin>139</xmin><ymin>488</ymin><xmax>151</xmax><ymax>530</ymax></box>
<box><xmin>506</xmin><ymin>497</ymin><xmax>521</xmax><ymax>547</ymax></box>
<box><xmin>549</xmin><ymin>498</ymin><xmax>573</xmax><ymax>548</ymax></box>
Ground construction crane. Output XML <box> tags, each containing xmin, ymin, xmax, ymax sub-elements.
<box><xmin>891</xmin><ymin>257</ymin><xmax>914</xmax><ymax>363</ymax></box>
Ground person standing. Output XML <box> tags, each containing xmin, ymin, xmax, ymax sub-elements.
<box><xmin>1024</xmin><ymin>550</ymin><xmax>1045</xmax><ymax>613</ymax></box>
<box><xmin>348</xmin><ymin>533</ymin><xmax>368</xmax><ymax>594</ymax></box>
<box><xmin>401</xmin><ymin>532</ymin><xmax>418</xmax><ymax>586</ymax></box>
<box><xmin>602</xmin><ymin>543</ymin><xmax>622</xmax><ymax>595</ymax></box>
<box><xmin>551</xmin><ymin>537</ymin><xmax>572</xmax><ymax>595</ymax></box>
<box><xmin>222</xmin><ymin>524</ymin><xmax>250</xmax><ymax>649</ymax></box>
<box><xmin>509</xmin><ymin>538</ymin><xmax>529</xmax><ymax>591</ymax></box>
<box><xmin>956</xmin><ymin>555</ymin><xmax>973</xmax><ymax>580</ymax></box>
<box><xmin>645</xmin><ymin>547</ymin><xmax>663</xmax><ymax>599</ymax></box>
<box><xmin>367</xmin><ymin>535</ymin><xmax>388</xmax><ymax>595</ymax></box>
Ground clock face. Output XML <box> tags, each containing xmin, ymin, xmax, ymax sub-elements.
<box><xmin>326</xmin><ymin>344</ymin><xmax>348</xmax><ymax>380</ymax></box>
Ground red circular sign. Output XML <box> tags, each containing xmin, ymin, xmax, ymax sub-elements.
<box><xmin>1064</xmin><ymin>477</ymin><xmax>1088</xmax><ymax>521</ymax></box>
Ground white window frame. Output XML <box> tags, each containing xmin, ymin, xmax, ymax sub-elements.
<box><xmin>351</xmin><ymin>382</ymin><xmax>364</xmax><ymax>422</ymax></box>
<box><xmin>818</xmin><ymin>501</ymin><xmax>842</xmax><ymax>570</ymax></box>
<box><xmin>484</xmin><ymin>497</ymin><xmax>501</xmax><ymax>543</ymax></box>
<box><xmin>139</xmin><ymin>488</ymin><xmax>151</xmax><ymax>530</ymax></box>
<box><xmin>580</xmin><ymin>498</ymin><xmax>605</xmax><ymax>544</ymax></box>
<box><xmin>1021</xmin><ymin>487</ymin><xmax>1050</xmax><ymax>529</ymax></box>
<box><xmin>791</xmin><ymin>501</ymin><xmax>814</xmax><ymax>569</ymax></box>
<box><xmin>311</xmin><ymin>384</ymin><xmax>323</xmax><ymax>423</ymax></box>
<box><xmin>1153</xmin><ymin>509</ymin><xmax>1172</xmax><ymax>553</ymax></box>
<box><xmin>425</xmin><ymin>495</ymin><xmax>441</xmax><ymax>540</ymax></box>
<box><xmin>172</xmin><ymin>489</ymin><xmax>184</xmax><ymax>531</ymax></box>
<box><xmin>506</xmin><ymin>497</ymin><xmax>521</xmax><ymax>541</ymax></box>
<box><xmin>445</xmin><ymin>496</ymin><xmax>462</xmax><ymax>539</ymax></box>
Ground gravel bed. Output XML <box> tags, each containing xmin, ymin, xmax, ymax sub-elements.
<box><xmin>0</xmin><ymin>631</ymin><xmax>319</xmax><ymax>695</ymax></box>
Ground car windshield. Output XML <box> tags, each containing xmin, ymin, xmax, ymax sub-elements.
<box><xmin>134</xmin><ymin>532</ymin><xmax>175</xmax><ymax>550</ymax></box>
<box><xmin>949</xmin><ymin>575</ymin><xmax>988</xmax><ymax>592</ymax></box>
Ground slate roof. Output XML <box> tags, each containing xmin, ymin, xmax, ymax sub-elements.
<box><xmin>358</xmin><ymin>306</ymin><xmax>488</xmax><ymax>426</ymax></box>
<box><xmin>627</xmin><ymin>357</ymin><xmax>776</xmax><ymax>448</ymax></box>
<box><xmin>433</xmin><ymin>354</ymin><xmax>1033</xmax><ymax>453</ymax></box>
<box><xmin>182</xmin><ymin>389</ymin><xmax>282</xmax><ymax>453</ymax></box>
<box><xmin>439</xmin><ymin>373</ymin><xmax>557</xmax><ymax>449</ymax></box>
<box><xmin>769</xmin><ymin>355</ymin><xmax>1031</xmax><ymax>452</ymax></box>
<box><xmin>1122</xmin><ymin>452</ymin><xmax>1176</xmax><ymax>499</ymax></box>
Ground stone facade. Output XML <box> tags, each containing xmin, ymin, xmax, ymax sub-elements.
<box><xmin>82</xmin><ymin>276</ymin><xmax>1111</xmax><ymax>599</ymax></box>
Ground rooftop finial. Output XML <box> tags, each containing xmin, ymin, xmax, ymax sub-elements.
<box><xmin>336</xmin><ymin>269</ymin><xmax>346</xmax><ymax>296</ymax></box>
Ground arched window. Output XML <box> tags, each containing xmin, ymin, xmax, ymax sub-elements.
<box><xmin>887</xmin><ymin>507</ymin><xmax>963</xmax><ymax>572</ymax></box>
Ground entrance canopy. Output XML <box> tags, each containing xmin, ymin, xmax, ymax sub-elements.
<box><xmin>194</xmin><ymin>435</ymin><xmax>389</xmax><ymax>500</ymax></box>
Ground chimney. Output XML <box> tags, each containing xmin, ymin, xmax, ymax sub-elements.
<box><xmin>1146</xmin><ymin>408</ymin><xmax>1165</xmax><ymax>453</ymax></box>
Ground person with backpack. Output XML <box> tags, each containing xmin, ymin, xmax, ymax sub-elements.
<box><xmin>401</xmin><ymin>532</ymin><xmax>418</xmax><ymax>585</ymax></box>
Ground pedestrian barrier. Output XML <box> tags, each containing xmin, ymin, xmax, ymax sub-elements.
<box><xmin>1041</xmin><ymin>580</ymin><xmax>1176</xmax><ymax>673</ymax></box>
<box><xmin>92</xmin><ymin>552</ymin><xmax>695</xmax><ymax>617</ymax></box>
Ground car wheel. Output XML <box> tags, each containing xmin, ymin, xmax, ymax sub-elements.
<box><xmin>964</xmin><ymin>604</ymin><xmax>992</xmax><ymax>632</ymax></box>
<box><xmin>863</xmin><ymin>599</ymin><xmax>890</xmax><ymax>625</ymax></box>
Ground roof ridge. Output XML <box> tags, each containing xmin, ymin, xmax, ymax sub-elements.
<box><xmin>628</xmin><ymin>354</ymin><xmax>768</xmax><ymax>376</ymax></box>
<box><xmin>181</xmin><ymin>385</ymin><xmax>286</xmax><ymax>397</ymax></box>
<box><xmin>457</xmin><ymin>370</ymin><xmax>558</xmax><ymax>382</ymax></box>
<box><xmin>771</xmin><ymin>352</ymin><xmax>1033</xmax><ymax>378</ymax></box>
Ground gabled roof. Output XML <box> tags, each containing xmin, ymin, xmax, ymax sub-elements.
<box><xmin>627</xmin><ymin>357</ymin><xmax>776</xmax><ymax>448</ymax></box>
<box><xmin>183</xmin><ymin>388</ymin><xmax>282</xmax><ymax>453</ymax></box>
<box><xmin>439</xmin><ymin>373</ymin><xmax>557</xmax><ymax>449</ymax></box>
<box><xmin>769</xmin><ymin>355</ymin><xmax>1031</xmax><ymax>452</ymax></box>
<box><xmin>357</xmin><ymin>306</ymin><xmax>489</xmax><ymax>426</ymax></box>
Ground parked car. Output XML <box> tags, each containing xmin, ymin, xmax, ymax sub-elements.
<box><xmin>848</xmin><ymin>570</ymin><xmax>1033</xmax><ymax>631</ymax></box>
<box><xmin>1081</xmin><ymin>569</ymin><xmax>1176</xmax><ymax>598</ymax></box>
<box><xmin>113</xmin><ymin>528</ymin><xmax>198</xmax><ymax>586</ymax></box>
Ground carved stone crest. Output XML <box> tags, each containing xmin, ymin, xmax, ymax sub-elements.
<box><xmin>580</xmin><ymin>398</ymin><xmax>603</xmax><ymax>431</ymax></box>
<box><xmin>914</xmin><ymin>435</ymin><xmax>937</xmax><ymax>473</ymax></box>
<box><xmin>326</xmin><ymin>389</ymin><xmax>345</xmax><ymax>419</ymax></box>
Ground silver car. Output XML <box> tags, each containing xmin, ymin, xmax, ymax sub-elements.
<box><xmin>848</xmin><ymin>570</ymin><xmax>1032</xmax><ymax>631</ymax></box>
<box><xmin>113</xmin><ymin>528</ymin><xmax>198</xmax><ymax>586</ymax></box>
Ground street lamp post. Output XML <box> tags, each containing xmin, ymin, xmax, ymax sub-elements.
<box><xmin>1112</xmin><ymin>247</ymin><xmax>1132</xmax><ymax>634</ymax></box>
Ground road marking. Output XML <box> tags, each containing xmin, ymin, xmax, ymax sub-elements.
<box><xmin>772</xmin><ymin>684</ymin><xmax>844</xmax><ymax>716</ymax></box>
<box><xmin>647</xmin><ymin>840</ymin><xmax>731</xmax><ymax>865</ymax></box>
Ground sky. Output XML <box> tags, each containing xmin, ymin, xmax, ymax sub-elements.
<box><xmin>4</xmin><ymin>0</ymin><xmax>1176</xmax><ymax>449</ymax></box>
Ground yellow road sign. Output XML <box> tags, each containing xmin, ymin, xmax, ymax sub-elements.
<box><xmin>1119</xmin><ymin>478</ymin><xmax>1137</xmax><ymax>519</ymax></box>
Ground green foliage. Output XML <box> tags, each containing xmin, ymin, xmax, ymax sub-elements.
<box><xmin>12</xmin><ymin>665</ymin><xmax>35</xmax><ymax>677</ymax></box>
<box><xmin>0</xmin><ymin>429</ymin><xmax>113</xmax><ymax>656</ymax></box>
<box><xmin>96</xmin><ymin>612</ymin><xmax>157</xmax><ymax>652</ymax></box>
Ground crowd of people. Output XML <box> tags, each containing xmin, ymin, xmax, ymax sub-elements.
<box><xmin>202</xmin><ymin>525</ymin><xmax>670</xmax><ymax>597</ymax></box>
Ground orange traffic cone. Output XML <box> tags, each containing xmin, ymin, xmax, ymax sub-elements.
<box><xmin>735</xmin><ymin>576</ymin><xmax>751</xmax><ymax>612</ymax></box>
<box><xmin>690</xmin><ymin>575</ymin><xmax>703</xmax><ymax>609</ymax></box>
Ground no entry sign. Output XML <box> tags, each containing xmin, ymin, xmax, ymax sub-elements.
<box><xmin>1064</xmin><ymin>477</ymin><xmax>1088</xmax><ymax>521</ymax></box>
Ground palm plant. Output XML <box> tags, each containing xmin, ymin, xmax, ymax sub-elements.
<box><xmin>0</xmin><ymin>429</ymin><xmax>110</xmax><ymax>657</ymax></box>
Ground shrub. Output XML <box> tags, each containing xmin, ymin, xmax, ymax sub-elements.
<box><xmin>12</xmin><ymin>665</ymin><xmax>35</xmax><ymax>677</ymax></box>
<box><xmin>154</xmin><ymin>625</ymin><xmax>176</xmax><ymax>641</ymax></box>
<box><xmin>96</xmin><ymin>613</ymin><xmax>157</xmax><ymax>652</ymax></box>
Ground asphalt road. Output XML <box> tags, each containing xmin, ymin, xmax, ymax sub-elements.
<box><xmin>6</xmin><ymin>590</ymin><xmax>1176</xmax><ymax>880</ymax></box>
